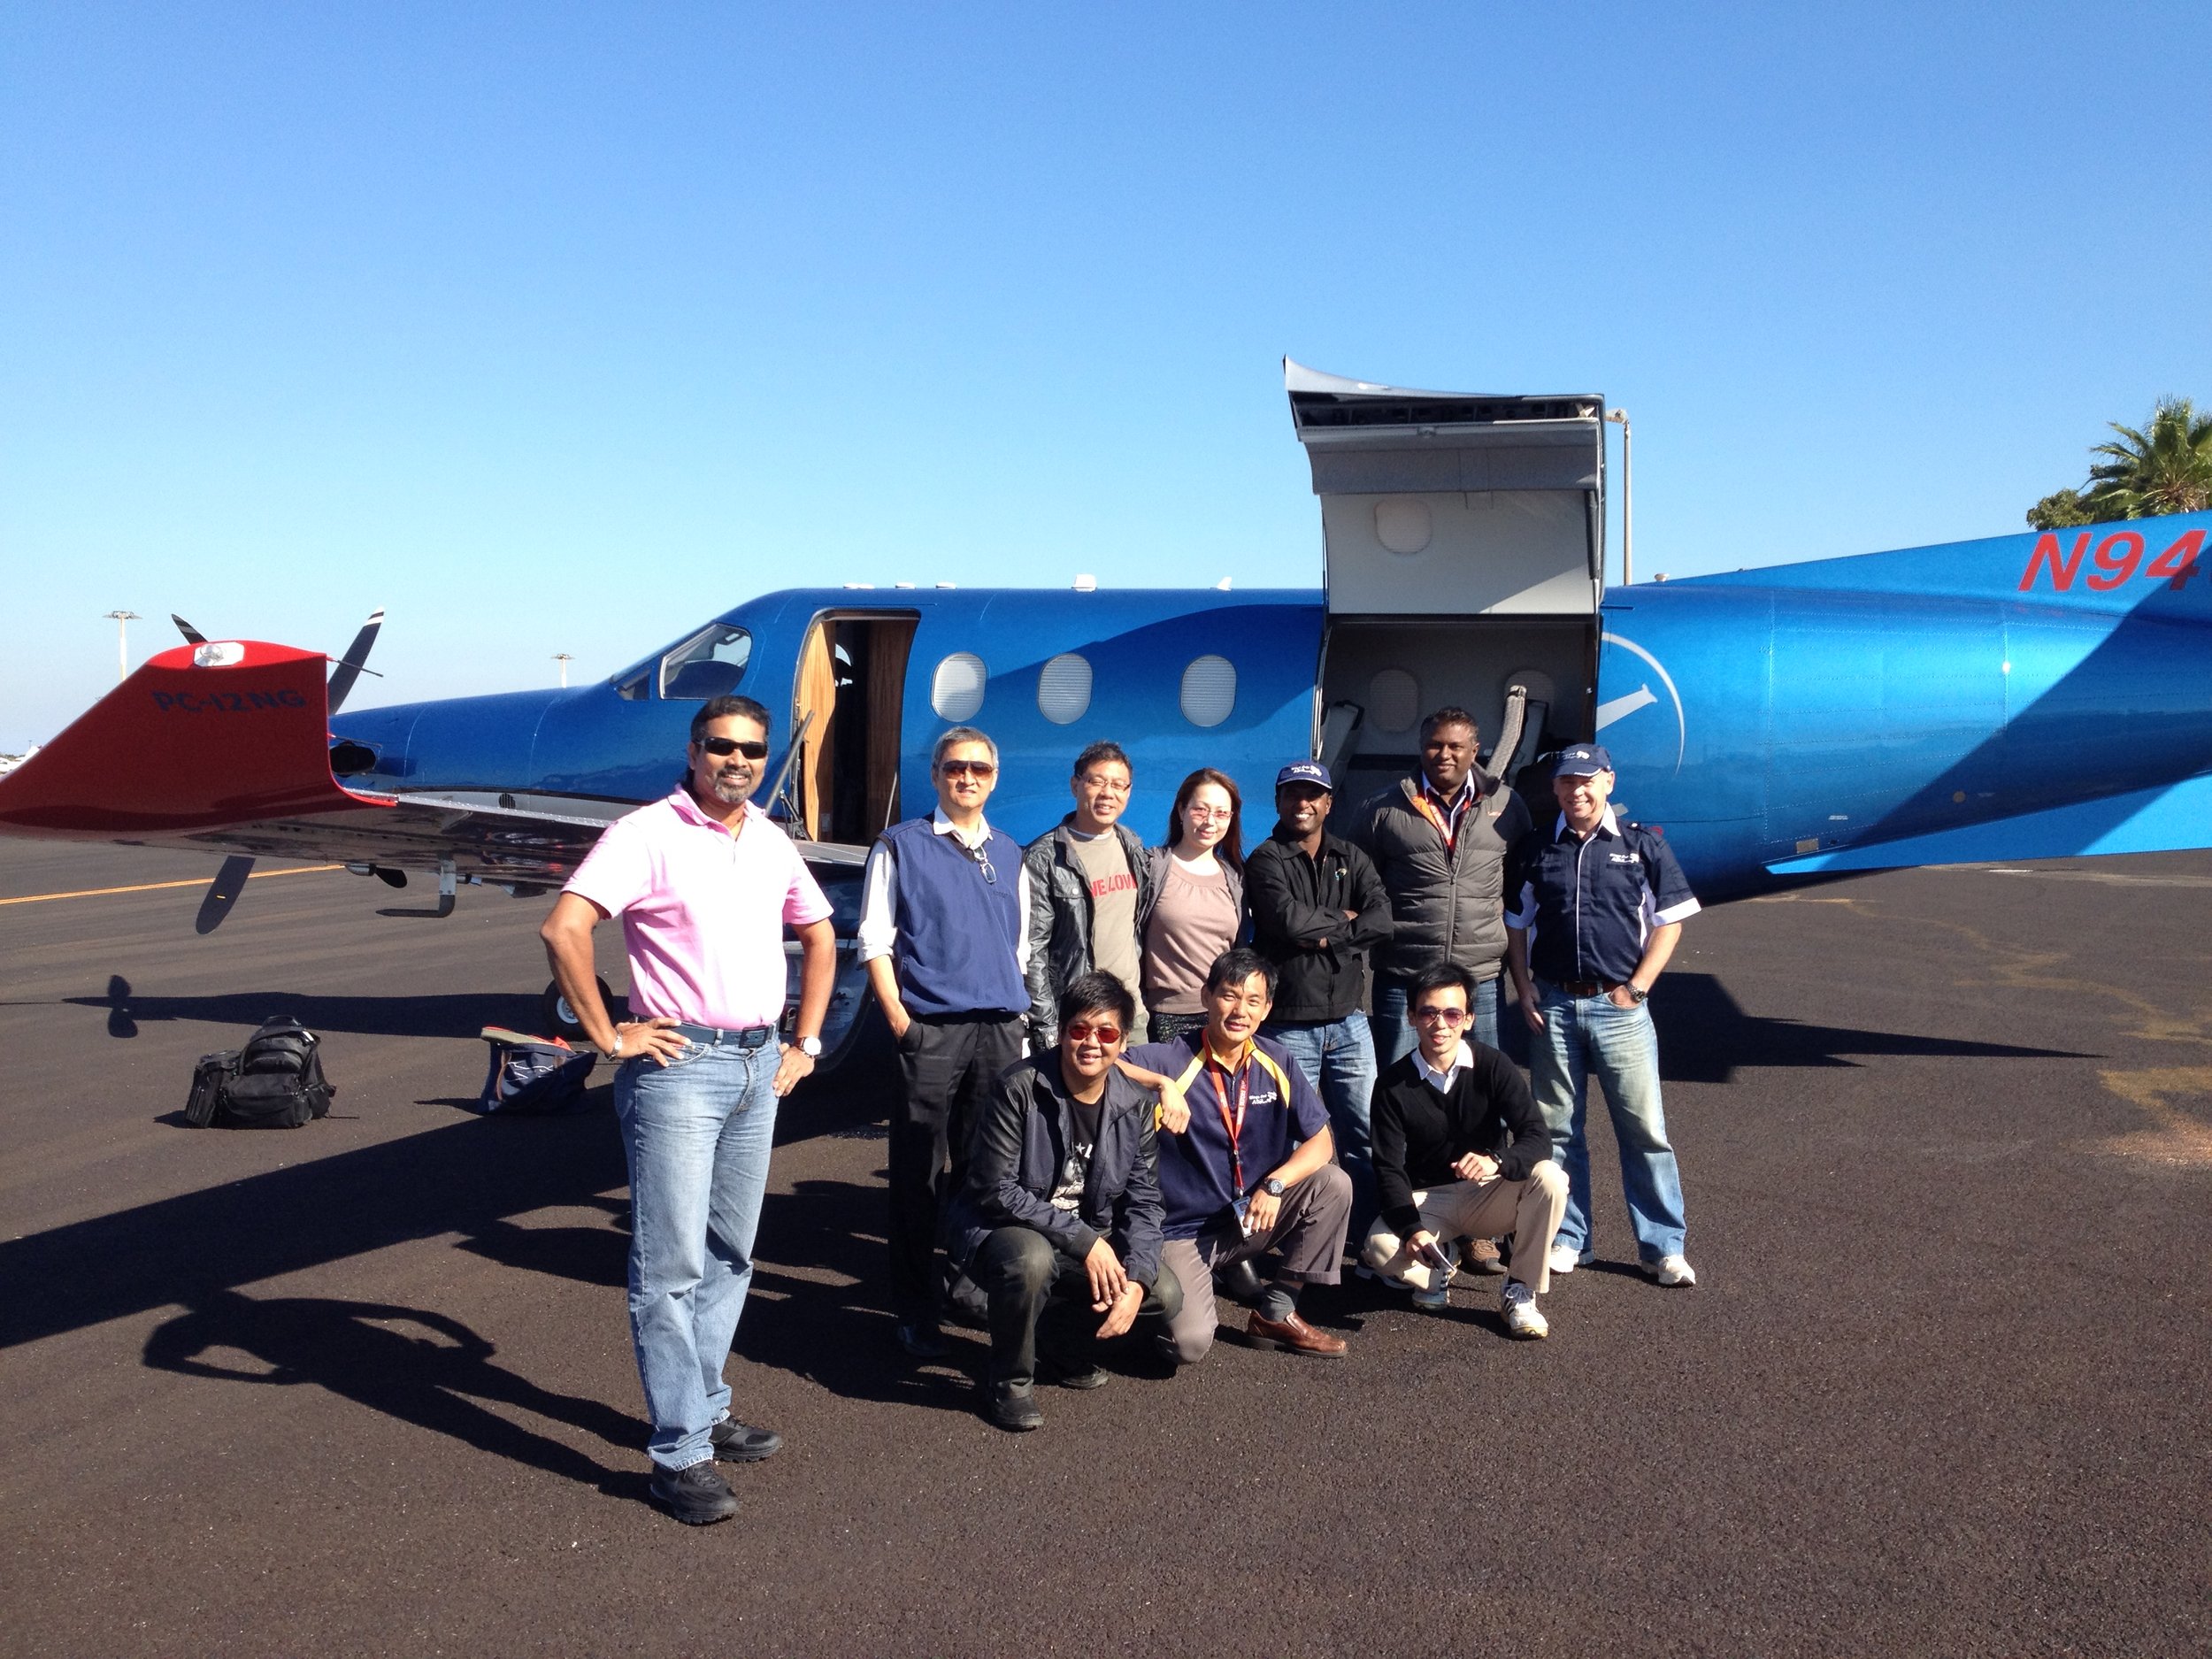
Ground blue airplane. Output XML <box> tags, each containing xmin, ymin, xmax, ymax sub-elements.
<box><xmin>7</xmin><ymin>360</ymin><xmax>2208</xmax><ymax>1066</ymax></box>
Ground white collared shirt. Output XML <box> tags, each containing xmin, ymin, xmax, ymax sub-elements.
<box><xmin>1412</xmin><ymin>1040</ymin><xmax>1473</xmax><ymax>1092</ymax></box>
<box><xmin>856</xmin><ymin>807</ymin><xmax>1033</xmax><ymax>967</ymax></box>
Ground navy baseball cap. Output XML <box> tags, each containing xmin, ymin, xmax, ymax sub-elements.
<box><xmin>1275</xmin><ymin>760</ymin><xmax>1334</xmax><ymax>791</ymax></box>
<box><xmin>1553</xmin><ymin>744</ymin><xmax>1614</xmax><ymax>777</ymax></box>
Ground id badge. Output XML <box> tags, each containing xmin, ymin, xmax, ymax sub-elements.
<box><xmin>1232</xmin><ymin>1192</ymin><xmax>1254</xmax><ymax>1237</ymax></box>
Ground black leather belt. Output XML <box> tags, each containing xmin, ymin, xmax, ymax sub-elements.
<box><xmin>1549</xmin><ymin>979</ymin><xmax>1622</xmax><ymax>999</ymax></box>
<box><xmin>672</xmin><ymin>1021</ymin><xmax>777</xmax><ymax>1048</ymax></box>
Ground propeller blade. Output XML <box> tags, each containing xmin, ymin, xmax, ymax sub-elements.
<box><xmin>194</xmin><ymin>855</ymin><xmax>257</xmax><ymax>934</ymax></box>
<box><xmin>326</xmin><ymin>608</ymin><xmax>386</xmax><ymax>714</ymax></box>
<box><xmin>172</xmin><ymin>615</ymin><xmax>206</xmax><ymax>645</ymax></box>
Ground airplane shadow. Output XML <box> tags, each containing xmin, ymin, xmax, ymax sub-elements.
<box><xmin>1651</xmin><ymin>972</ymin><xmax>2094</xmax><ymax>1084</ymax></box>
<box><xmin>142</xmin><ymin>1290</ymin><xmax>647</xmax><ymax>1488</ymax></box>
<box><xmin>67</xmin><ymin>978</ymin><xmax>543</xmax><ymax>1041</ymax></box>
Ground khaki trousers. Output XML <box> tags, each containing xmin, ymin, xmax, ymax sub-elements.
<box><xmin>1361</xmin><ymin>1162</ymin><xmax>1568</xmax><ymax>1294</ymax></box>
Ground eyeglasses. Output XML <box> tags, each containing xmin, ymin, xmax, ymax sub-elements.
<box><xmin>939</xmin><ymin>759</ymin><xmax>997</xmax><ymax>779</ymax></box>
<box><xmin>1186</xmin><ymin>806</ymin><xmax>1233</xmax><ymax>822</ymax></box>
<box><xmin>1064</xmin><ymin>1019</ymin><xmax>1124</xmax><ymax>1045</ymax></box>
<box><xmin>1410</xmin><ymin>1005</ymin><xmax>1471</xmax><ymax>1025</ymax></box>
<box><xmin>698</xmin><ymin>737</ymin><xmax>768</xmax><ymax>759</ymax></box>
<box><xmin>1078</xmin><ymin>773</ymin><xmax>1130</xmax><ymax>793</ymax></box>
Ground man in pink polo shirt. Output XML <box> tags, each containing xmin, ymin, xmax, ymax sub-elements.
<box><xmin>541</xmin><ymin>694</ymin><xmax>835</xmax><ymax>1526</ymax></box>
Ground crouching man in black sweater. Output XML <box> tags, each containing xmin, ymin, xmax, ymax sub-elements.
<box><xmin>949</xmin><ymin>971</ymin><xmax>1182</xmax><ymax>1431</ymax></box>
<box><xmin>1363</xmin><ymin>964</ymin><xmax>1566</xmax><ymax>1339</ymax></box>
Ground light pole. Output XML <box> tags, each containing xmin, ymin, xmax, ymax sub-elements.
<box><xmin>1603</xmin><ymin>410</ymin><xmax>1632</xmax><ymax>587</ymax></box>
<box><xmin>553</xmin><ymin>653</ymin><xmax>573</xmax><ymax>687</ymax></box>
<box><xmin>104</xmin><ymin>611</ymin><xmax>142</xmax><ymax>683</ymax></box>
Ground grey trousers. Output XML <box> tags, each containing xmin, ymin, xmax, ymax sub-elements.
<box><xmin>1157</xmin><ymin>1164</ymin><xmax>1353</xmax><ymax>1366</ymax></box>
<box><xmin>1362</xmin><ymin>1163</ymin><xmax>1569</xmax><ymax>1294</ymax></box>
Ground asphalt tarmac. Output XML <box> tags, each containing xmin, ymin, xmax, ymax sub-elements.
<box><xmin>3</xmin><ymin>839</ymin><xmax>2208</xmax><ymax>1657</ymax></box>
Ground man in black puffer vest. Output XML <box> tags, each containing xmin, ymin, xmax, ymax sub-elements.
<box><xmin>1362</xmin><ymin>964</ymin><xmax>1565</xmax><ymax>1339</ymax></box>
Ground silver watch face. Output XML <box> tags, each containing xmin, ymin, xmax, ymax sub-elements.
<box><xmin>798</xmin><ymin>1037</ymin><xmax>823</xmax><ymax>1057</ymax></box>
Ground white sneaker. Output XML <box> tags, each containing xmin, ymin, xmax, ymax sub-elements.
<box><xmin>1411</xmin><ymin>1282</ymin><xmax>1449</xmax><ymax>1312</ymax></box>
<box><xmin>1501</xmin><ymin>1279</ymin><xmax>1548</xmax><ymax>1339</ymax></box>
<box><xmin>1546</xmin><ymin>1243</ymin><xmax>1584</xmax><ymax>1276</ymax></box>
<box><xmin>1647</xmin><ymin>1253</ymin><xmax>1697</xmax><ymax>1288</ymax></box>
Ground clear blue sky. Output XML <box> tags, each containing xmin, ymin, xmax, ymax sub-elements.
<box><xmin>4</xmin><ymin>3</ymin><xmax>2207</xmax><ymax>749</ymax></box>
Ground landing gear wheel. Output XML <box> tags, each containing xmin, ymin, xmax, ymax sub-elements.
<box><xmin>542</xmin><ymin>977</ymin><xmax>623</xmax><ymax>1043</ymax></box>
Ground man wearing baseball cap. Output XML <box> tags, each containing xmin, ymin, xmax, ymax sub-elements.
<box><xmin>1502</xmin><ymin>744</ymin><xmax>1701</xmax><ymax>1287</ymax></box>
<box><xmin>1243</xmin><ymin>759</ymin><xmax>1393</xmax><ymax>1236</ymax></box>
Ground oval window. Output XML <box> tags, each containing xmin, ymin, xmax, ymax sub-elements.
<box><xmin>931</xmin><ymin>651</ymin><xmax>987</xmax><ymax>722</ymax></box>
<box><xmin>1037</xmin><ymin>652</ymin><xmax>1093</xmax><ymax>726</ymax></box>
<box><xmin>1368</xmin><ymin>668</ymin><xmax>1419</xmax><ymax>733</ymax></box>
<box><xmin>1179</xmin><ymin>655</ymin><xmax>1237</xmax><ymax>728</ymax></box>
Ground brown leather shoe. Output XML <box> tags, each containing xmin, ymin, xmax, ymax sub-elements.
<box><xmin>1463</xmin><ymin>1236</ymin><xmax>1507</xmax><ymax>1275</ymax></box>
<box><xmin>1246</xmin><ymin>1308</ymin><xmax>1348</xmax><ymax>1357</ymax></box>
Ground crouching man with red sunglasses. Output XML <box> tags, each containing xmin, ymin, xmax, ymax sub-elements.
<box><xmin>948</xmin><ymin>971</ymin><xmax>1182</xmax><ymax>1432</ymax></box>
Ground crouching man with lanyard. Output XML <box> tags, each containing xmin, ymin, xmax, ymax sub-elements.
<box><xmin>948</xmin><ymin>971</ymin><xmax>1181</xmax><ymax>1432</ymax></box>
<box><xmin>1504</xmin><ymin>743</ymin><xmax>1701</xmax><ymax>1289</ymax></box>
<box><xmin>541</xmin><ymin>694</ymin><xmax>835</xmax><ymax>1525</ymax></box>
<box><xmin>1120</xmin><ymin>947</ymin><xmax>1353</xmax><ymax>1363</ymax></box>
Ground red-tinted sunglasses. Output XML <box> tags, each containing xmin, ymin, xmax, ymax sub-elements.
<box><xmin>1064</xmin><ymin>1019</ymin><xmax>1124</xmax><ymax>1045</ymax></box>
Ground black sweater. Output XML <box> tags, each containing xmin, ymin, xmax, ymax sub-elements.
<box><xmin>1243</xmin><ymin>828</ymin><xmax>1393</xmax><ymax>1022</ymax></box>
<box><xmin>1369</xmin><ymin>1044</ymin><xmax>1554</xmax><ymax>1237</ymax></box>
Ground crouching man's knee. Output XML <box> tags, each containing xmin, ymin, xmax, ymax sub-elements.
<box><xmin>1529</xmin><ymin>1161</ymin><xmax>1566</xmax><ymax>1196</ymax></box>
<box><xmin>1160</xmin><ymin>1325</ymin><xmax>1215</xmax><ymax>1368</ymax></box>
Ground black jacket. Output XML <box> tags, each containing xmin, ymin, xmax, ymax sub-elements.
<box><xmin>1243</xmin><ymin>828</ymin><xmax>1392</xmax><ymax>1022</ymax></box>
<box><xmin>1021</xmin><ymin>817</ymin><xmax>1157</xmax><ymax>1050</ymax></box>
<box><xmin>1369</xmin><ymin>1044</ymin><xmax>1554</xmax><ymax>1238</ymax></box>
<box><xmin>949</xmin><ymin>1056</ymin><xmax>1166</xmax><ymax>1286</ymax></box>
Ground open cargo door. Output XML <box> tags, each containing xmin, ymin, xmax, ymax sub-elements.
<box><xmin>1286</xmin><ymin>359</ymin><xmax>1604</xmax><ymax>807</ymax></box>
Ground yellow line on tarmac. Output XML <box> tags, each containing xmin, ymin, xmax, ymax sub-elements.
<box><xmin>0</xmin><ymin>864</ymin><xmax>344</xmax><ymax>907</ymax></box>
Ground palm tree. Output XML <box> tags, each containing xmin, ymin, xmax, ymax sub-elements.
<box><xmin>2081</xmin><ymin>396</ymin><xmax>2212</xmax><ymax>519</ymax></box>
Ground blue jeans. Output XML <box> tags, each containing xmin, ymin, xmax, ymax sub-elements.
<box><xmin>1529</xmin><ymin>984</ymin><xmax>1687</xmax><ymax>1262</ymax></box>
<box><xmin>612</xmin><ymin>1039</ymin><xmax>780</xmax><ymax>1471</ymax></box>
<box><xmin>1265</xmin><ymin>1011</ymin><xmax>1380</xmax><ymax>1235</ymax></box>
<box><xmin>1371</xmin><ymin>972</ymin><xmax>1502</xmax><ymax>1069</ymax></box>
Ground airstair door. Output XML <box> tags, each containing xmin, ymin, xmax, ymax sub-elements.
<box><xmin>1285</xmin><ymin>360</ymin><xmax>1607</xmax><ymax>803</ymax></box>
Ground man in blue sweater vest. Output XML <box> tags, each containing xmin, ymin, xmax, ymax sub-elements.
<box><xmin>860</xmin><ymin>726</ymin><xmax>1034</xmax><ymax>1358</ymax></box>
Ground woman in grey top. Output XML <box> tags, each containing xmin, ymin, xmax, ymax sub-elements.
<box><xmin>1139</xmin><ymin>768</ymin><xmax>1247</xmax><ymax>1043</ymax></box>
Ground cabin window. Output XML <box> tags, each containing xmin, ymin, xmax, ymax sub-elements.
<box><xmin>1179</xmin><ymin>655</ymin><xmax>1236</xmax><ymax>728</ymax></box>
<box><xmin>659</xmin><ymin>624</ymin><xmax>753</xmax><ymax>701</ymax></box>
<box><xmin>1036</xmin><ymin>653</ymin><xmax>1093</xmax><ymax>725</ymax></box>
<box><xmin>931</xmin><ymin>652</ymin><xmax>987</xmax><ymax>721</ymax></box>
<box><xmin>1367</xmin><ymin>668</ymin><xmax>1419</xmax><ymax>733</ymax></box>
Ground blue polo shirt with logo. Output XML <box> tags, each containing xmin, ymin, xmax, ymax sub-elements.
<box><xmin>1505</xmin><ymin>808</ymin><xmax>1701</xmax><ymax>987</ymax></box>
<box><xmin>1124</xmin><ymin>1033</ymin><xmax>1330</xmax><ymax>1240</ymax></box>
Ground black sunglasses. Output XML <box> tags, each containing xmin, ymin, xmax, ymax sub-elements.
<box><xmin>698</xmin><ymin>737</ymin><xmax>769</xmax><ymax>760</ymax></box>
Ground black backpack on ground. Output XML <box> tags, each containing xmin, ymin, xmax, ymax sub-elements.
<box><xmin>182</xmin><ymin>1018</ymin><xmax>335</xmax><ymax>1129</ymax></box>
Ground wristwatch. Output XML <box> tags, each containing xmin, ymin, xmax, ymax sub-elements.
<box><xmin>796</xmin><ymin>1036</ymin><xmax>823</xmax><ymax>1058</ymax></box>
<box><xmin>1262</xmin><ymin>1177</ymin><xmax>1286</xmax><ymax>1197</ymax></box>
<box><xmin>1626</xmin><ymin>983</ymin><xmax>1649</xmax><ymax>1004</ymax></box>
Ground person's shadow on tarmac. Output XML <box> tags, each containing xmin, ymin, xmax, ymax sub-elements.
<box><xmin>143</xmin><ymin>1291</ymin><xmax>650</xmax><ymax>1494</ymax></box>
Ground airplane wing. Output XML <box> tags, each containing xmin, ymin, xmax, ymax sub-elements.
<box><xmin>0</xmin><ymin>638</ymin><xmax>861</xmax><ymax>891</ymax></box>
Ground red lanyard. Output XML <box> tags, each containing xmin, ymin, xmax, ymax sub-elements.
<box><xmin>1206</xmin><ymin>1056</ymin><xmax>1252</xmax><ymax>1191</ymax></box>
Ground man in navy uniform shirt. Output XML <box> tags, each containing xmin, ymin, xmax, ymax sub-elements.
<box><xmin>1120</xmin><ymin>947</ymin><xmax>1354</xmax><ymax>1362</ymax></box>
<box><xmin>1504</xmin><ymin>745</ymin><xmax>1701</xmax><ymax>1288</ymax></box>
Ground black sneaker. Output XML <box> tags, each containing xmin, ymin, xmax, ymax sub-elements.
<box><xmin>649</xmin><ymin>1460</ymin><xmax>739</xmax><ymax>1525</ymax></box>
<box><xmin>710</xmin><ymin>1418</ymin><xmax>783</xmax><ymax>1463</ymax></box>
<box><xmin>988</xmin><ymin>1383</ymin><xmax>1043</xmax><ymax>1432</ymax></box>
<box><xmin>895</xmin><ymin>1320</ymin><xmax>948</xmax><ymax>1359</ymax></box>
<box><xmin>1039</xmin><ymin>1357</ymin><xmax>1110</xmax><ymax>1391</ymax></box>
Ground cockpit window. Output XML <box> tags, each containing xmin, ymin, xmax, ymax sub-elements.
<box><xmin>658</xmin><ymin>625</ymin><xmax>753</xmax><ymax>701</ymax></box>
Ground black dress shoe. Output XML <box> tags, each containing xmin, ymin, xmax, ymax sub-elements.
<box><xmin>895</xmin><ymin>1320</ymin><xmax>948</xmax><ymax>1359</ymax></box>
<box><xmin>1215</xmin><ymin>1257</ymin><xmax>1266</xmax><ymax>1305</ymax></box>
<box><xmin>648</xmin><ymin>1460</ymin><xmax>739</xmax><ymax>1525</ymax></box>
<box><xmin>988</xmin><ymin>1384</ymin><xmax>1043</xmax><ymax>1432</ymax></box>
<box><xmin>710</xmin><ymin>1418</ymin><xmax>783</xmax><ymax>1463</ymax></box>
